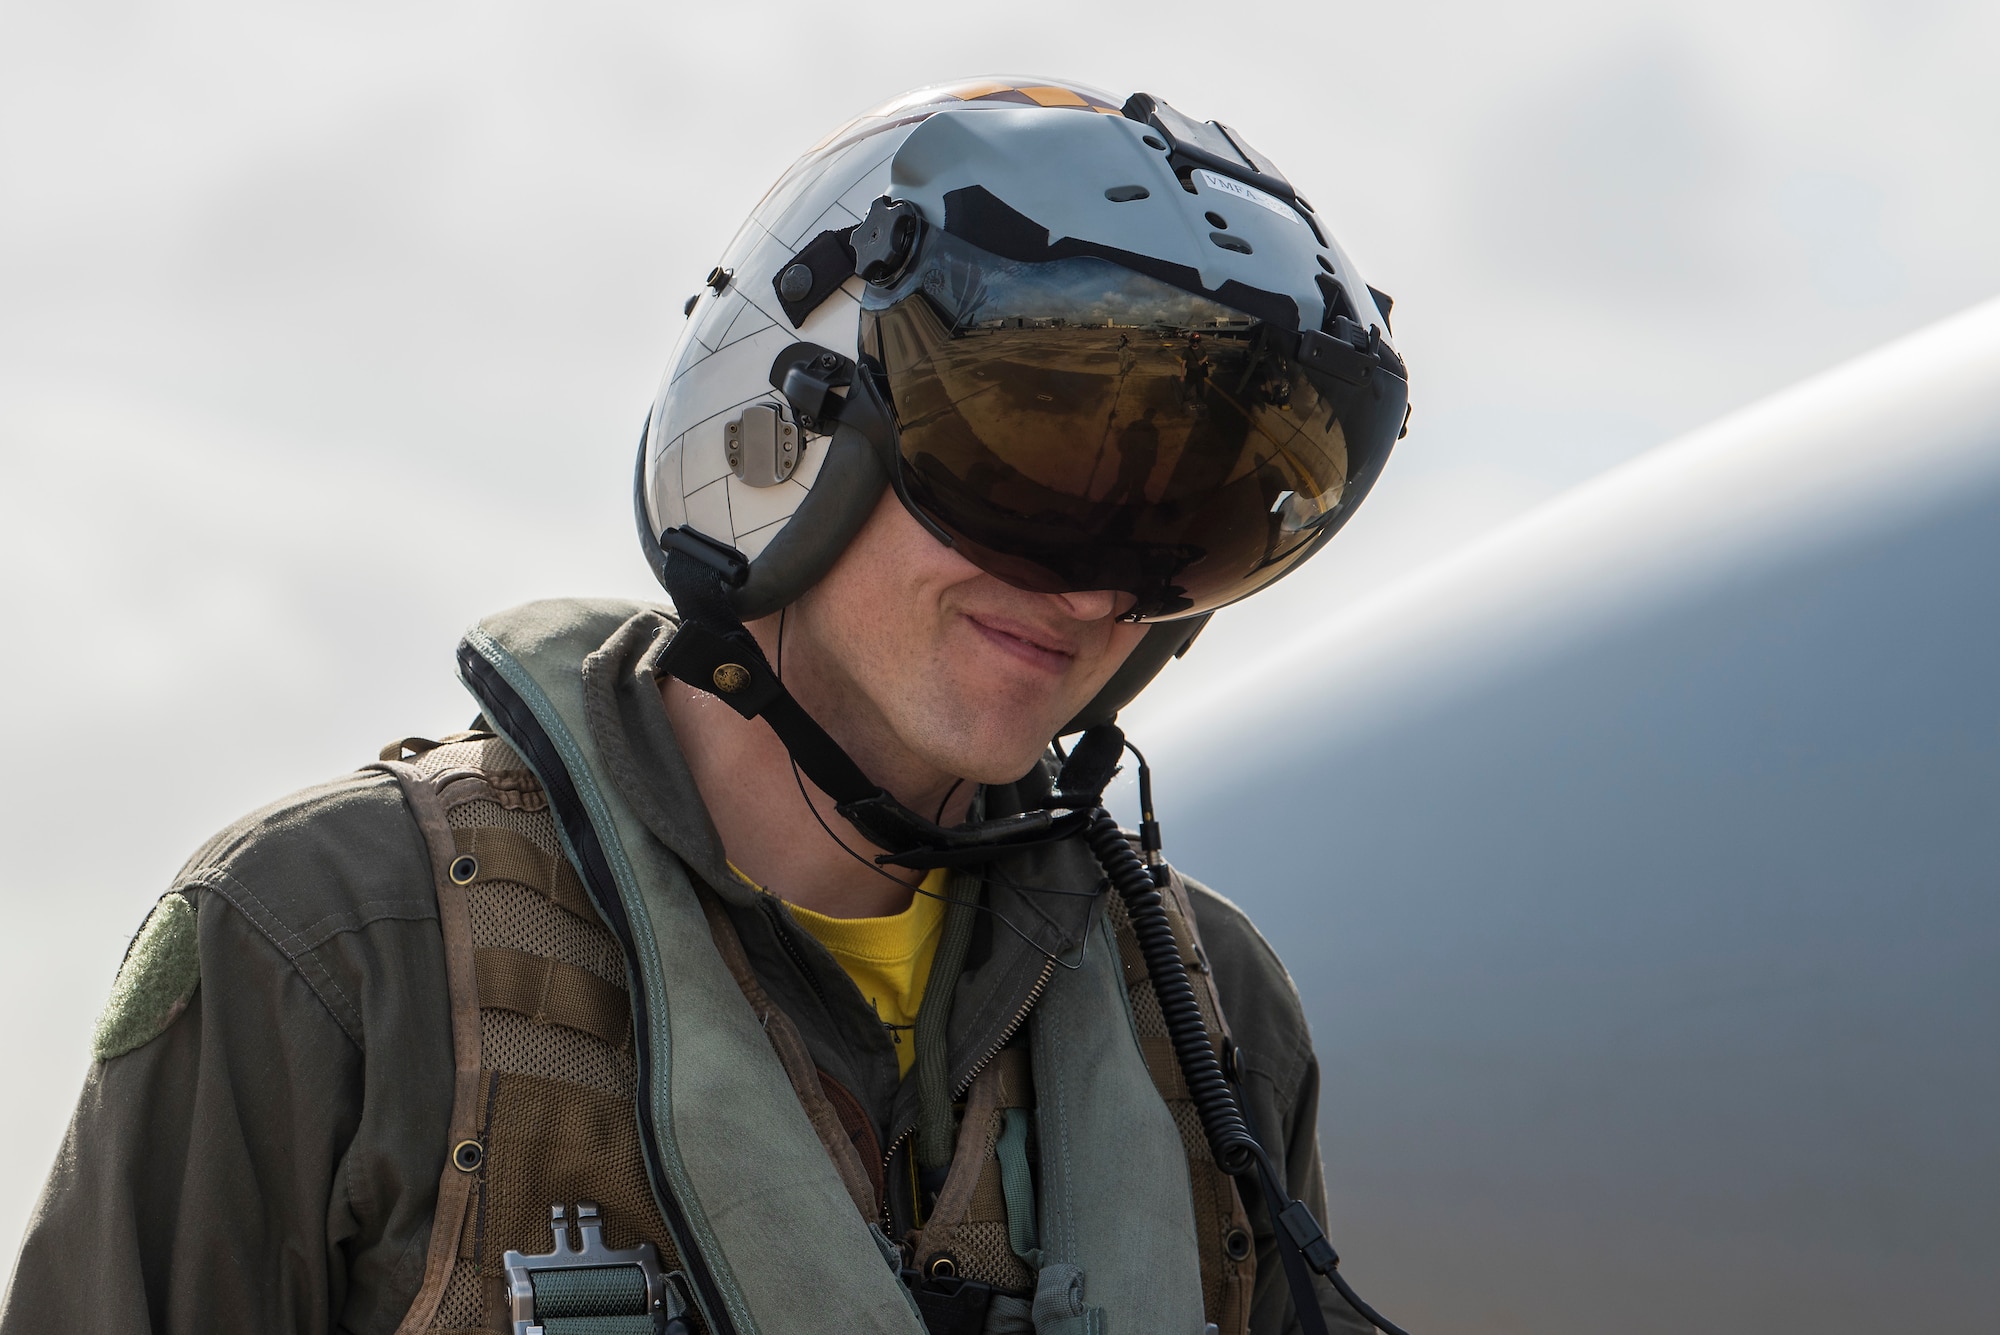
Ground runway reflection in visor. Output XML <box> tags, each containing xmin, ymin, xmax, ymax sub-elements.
<box><xmin>860</xmin><ymin>232</ymin><xmax>1402</xmax><ymax>619</ymax></box>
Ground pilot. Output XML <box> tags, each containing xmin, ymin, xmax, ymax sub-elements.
<box><xmin>2</xmin><ymin>79</ymin><xmax>1409</xmax><ymax>1335</ymax></box>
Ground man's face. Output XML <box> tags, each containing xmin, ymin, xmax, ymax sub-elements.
<box><xmin>757</xmin><ymin>491</ymin><xmax>1151</xmax><ymax>787</ymax></box>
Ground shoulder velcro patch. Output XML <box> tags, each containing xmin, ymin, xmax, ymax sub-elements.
<box><xmin>92</xmin><ymin>892</ymin><xmax>201</xmax><ymax>1060</ymax></box>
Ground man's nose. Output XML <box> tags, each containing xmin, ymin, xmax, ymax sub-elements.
<box><xmin>1053</xmin><ymin>588</ymin><xmax>1128</xmax><ymax>621</ymax></box>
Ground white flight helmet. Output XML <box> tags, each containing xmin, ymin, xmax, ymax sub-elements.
<box><xmin>636</xmin><ymin>77</ymin><xmax>1408</xmax><ymax>728</ymax></box>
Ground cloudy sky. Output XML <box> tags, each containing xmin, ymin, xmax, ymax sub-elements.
<box><xmin>3</xmin><ymin>0</ymin><xmax>1997</xmax><ymax>1276</ymax></box>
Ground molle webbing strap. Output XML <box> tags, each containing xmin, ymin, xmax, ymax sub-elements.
<box><xmin>380</xmin><ymin>736</ymin><xmax>446</xmax><ymax>762</ymax></box>
<box><xmin>475</xmin><ymin>947</ymin><xmax>632</xmax><ymax>1050</ymax></box>
<box><xmin>1139</xmin><ymin>1036</ymin><xmax>1193</xmax><ymax>1098</ymax></box>
<box><xmin>378</xmin><ymin>729</ymin><xmax>492</xmax><ymax>764</ymax></box>
<box><xmin>452</xmin><ymin>825</ymin><xmax>595</xmax><ymax>920</ymax></box>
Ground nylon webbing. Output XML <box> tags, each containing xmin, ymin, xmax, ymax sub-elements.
<box><xmin>452</xmin><ymin>825</ymin><xmax>595</xmax><ymax>920</ymax></box>
<box><xmin>996</xmin><ymin>1107</ymin><xmax>1039</xmax><ymax>1264</ymax></box>
<box><xmin>541</xmin><ymin>1320</ymin><xmax>655</xmax><ymax>1335</ymax></box>
<box><xmin>532</xmin><ymin>1263</ymin><xmax>647</xmax><ymax>1316</ymax></box>
<box><xmin>1139</xmin><ymin>1036</ymin><xmax>1192</xmax><ymax>1098</ymax></box>
<box><xmin>474</xmin><ymin>947</ymin><xmax>631</xmax><ymax>1049</ymax></box>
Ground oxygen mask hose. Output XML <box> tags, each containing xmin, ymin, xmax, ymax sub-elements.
<box><xmin>1078</xmin><ymin>742</ymin><xmax>1410</xmax><ymax>1335</ymax></box>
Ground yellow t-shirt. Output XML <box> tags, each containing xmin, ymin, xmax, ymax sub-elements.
<box><xmin>781</xmin><ymin>868</ymin><xmax>950</xmax><ymax>1079</ymax></box>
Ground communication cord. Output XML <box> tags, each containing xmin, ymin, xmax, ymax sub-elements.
<box><xmin>1080</xmin><ymin>780</ymin><xmax>1409</xmax><ymax>1335</ymax></box>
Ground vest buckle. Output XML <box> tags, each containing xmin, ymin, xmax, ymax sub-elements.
<box><xmin>502</xmin><ymin>1201</ymin><xmax>690</xmax><ymax>1335</ymax></box>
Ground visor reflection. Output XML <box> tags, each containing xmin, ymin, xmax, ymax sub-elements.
<box><xmin>862</xmin><ymin>233</ymin><xmax>1399</xmax><ymax>619</ymax></box>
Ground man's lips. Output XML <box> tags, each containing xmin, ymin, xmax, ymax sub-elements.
<box><xmin>962</xmin><ymin>612</ymin><xmax>1077</xmax><ymax>674</ymax></box>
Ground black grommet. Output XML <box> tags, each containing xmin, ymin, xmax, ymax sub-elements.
<box><xmin>449</xmin><ymin>855</ymin><xmax>478</xmax><ymax>885</ymax></box>
<box><xmin>451</xmin><ymin>1139</ymin><xmax>485</xmax><ymax>1173</ymax></box>
<box><xmin>1224</xmin><ymin>1226</ymin><xmax>1252</xmax><ymax>1260</ymax></box>
<box><xmin>683</xmin><ymin>293</ymin><xmax>700</xmax><ymax>317</ymax></box>
<box><xmin>1105</xmin><ymin>184</ymin><xmax>1150</xmax><ymax>203</ymax></box>
<box><xmin>926</xmin><ymin>1253</ymin><xmax>957</xmax><ymax>1279</ymax></box>
<box><xmin>705</xmin><ymin>266</ymin><xmax>733</xmax><ymax>293</ymax></box>
<box><xmin>1142</xmin><ymin>134</ymin><xmax>1166</xmax><ymax>150</ymax></box>
<box><xmin>1205</xmin><ymin>211</ymin><xmax>1227</xmax><ymax>229</ymax></box>
<box><xmin>778</xmin><ymin>263</ymin><xmax>813</xmax><ymax>302</ymax></box>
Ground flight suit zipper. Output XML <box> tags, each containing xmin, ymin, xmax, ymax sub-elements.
<box><xmin>885</xmin><ymin>953</ymin><xmax>1056</xmax><ymax>1234</ymax></box>
<box><xmin>761</xmin><ymin>896</ymin><xmax>833</xmax><ymax>1012</ymax></box>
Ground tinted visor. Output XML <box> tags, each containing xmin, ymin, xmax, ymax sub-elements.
<box><xmin>860</xmin><ymin>230</ymin><xmax>1406</xmax><ymax>620</ymax></box>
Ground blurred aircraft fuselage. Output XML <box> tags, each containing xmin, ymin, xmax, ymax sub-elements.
<box><xmin>1138</xmin><ymin>300</ymin><xmax>2000</xmax><ymax>1333</ymax></box>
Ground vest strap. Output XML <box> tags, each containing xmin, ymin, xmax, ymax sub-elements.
<box><xmin>451</xmin><ymin>824</ymin><xmax>595</xmax><ymax>919</ymax></box>
<box><xmin>474</xmin><ymin>947</ymin><xmax>632</xmax><ymax>1050</ymax></box>
<box><xmin>371</xmin><ymin>759</ymin><xmax>486</xmax><ymax>1335</ymax></box>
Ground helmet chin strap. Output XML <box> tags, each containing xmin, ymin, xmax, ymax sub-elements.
<box><xmin>653</xmin><ymin>535</ymin><xmax>1120</xmax><ymax>868</ymax></box>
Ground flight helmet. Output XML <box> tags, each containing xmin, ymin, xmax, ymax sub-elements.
<box><xmin>637</xmin><ymin>77</ymin><xmax>1408</xmax><ymax>727</ymax></box>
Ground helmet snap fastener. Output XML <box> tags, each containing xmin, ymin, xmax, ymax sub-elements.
<box><xmin>926</xmin><ymin>1253</ymin><xmax>957</xmax><ymax>1279</ymax></box>
<box><xmin>852</xmin><ymin>196</ymin><xmax>921</xmax><ymax>284</ymax></box>
<box><xmin>778</xmin><ymin>263</ymin><xmax>813</xmax><ymax>302</ymax></box>
<box><xmin>712</xmin><ymin>663</ymin><xmax>751</xmax><ymax>694</ymax></box>
<box><xmin>449</xmin><ymin>855</ymin><xmax>478</xmax><ymax>885</ymax></box>
<box><xmin>451</xmin><ymin>1139</ymin><xmax>485</xmax><ymax>1173</ymax></box>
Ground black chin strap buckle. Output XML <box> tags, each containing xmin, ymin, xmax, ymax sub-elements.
<box><xmin>656</xmin><ymin>617</ymin><xmax>782</xmax><ymax>721</ymax></box>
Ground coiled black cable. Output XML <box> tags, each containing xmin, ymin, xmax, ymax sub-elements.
<box><xmin>1081</xmin><ymin>802</ymin><xmax>1410</xmax><ymax>1335</ymax></box>
<box><xmin>1082</xmin><ymin>808</ymin><xmax>1260</xmax><ymax>1174</ymax></box>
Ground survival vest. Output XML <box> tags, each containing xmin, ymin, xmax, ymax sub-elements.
<box><xmin>381</xmin><ymin>600</ymin><xmax>1254</xmax><ymax>1335</ymax></box>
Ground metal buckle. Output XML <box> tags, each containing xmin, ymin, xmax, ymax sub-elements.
<box><xmin>502</xmin><ymin>1201</ymin><xmax>685</xmax><ymax>1335</ymax></box>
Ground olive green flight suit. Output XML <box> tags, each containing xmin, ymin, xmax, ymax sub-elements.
<box><xmin>0</xmin><ymin>606</ymin><xmax>1366</xmax><ymax>1335</ymax></box>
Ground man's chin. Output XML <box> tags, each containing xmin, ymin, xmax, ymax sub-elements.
<box><xmin>921</xmin><ymin>716</ymin><xmax>1067</xmax><ymax>788</ymax></box>
<box><xmin>905</xmin><ymin>669</ymin><xmax>1099</xmax><ymax>782</ymax></box>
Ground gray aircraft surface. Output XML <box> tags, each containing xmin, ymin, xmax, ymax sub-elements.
<box><xmin>1128</xmin><ymin>299</ymin><xmax>2000</xmax><ymax>1332</ymax></box>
